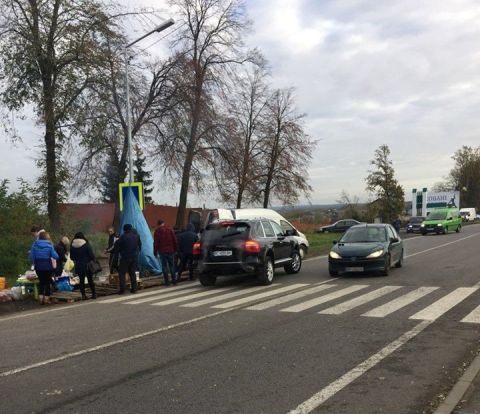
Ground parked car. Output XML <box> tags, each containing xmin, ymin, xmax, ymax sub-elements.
<box><xmin>328</xmin><ymin>224</ymin><xmax>403</xmax><ymax>276</ymax></box>
<box><xmin>317</xmin><ymin>219</ymin><xmax>362</xmax><ymax>233</ymax></box>
<box><xmin>420</xmin><ymin>208</ymin><xmax>461</xmax><ymax>235</ymax></box>
<box><xmin>406</xmin><ymin>216</ymin><xmax>425</xmax><ymax>233</ymax></box>
<box><xmin>194</xmin><ymin>219</ymin><xmax>302</xmax><ymax>286</ymax></box>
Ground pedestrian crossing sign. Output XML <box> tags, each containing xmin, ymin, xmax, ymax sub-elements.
<box><xmin>119</xmin><ymin>182</ymin><xmax>144</xmax><ymax>211</ymax></box>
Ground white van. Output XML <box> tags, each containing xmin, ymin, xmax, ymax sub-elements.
<box><xmin>459</xmin><ymin>207</ymin><xmax>477</xmax><ymax>222</ymax></box>
<box><xmin>232</xmin><ymin>208</ymin><xmax>309</xmax><ymax>258</ymax></box>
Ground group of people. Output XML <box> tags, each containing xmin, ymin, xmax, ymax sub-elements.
<box><xmin>27</xmin><ymin>219</ymin><xmax>199</xmax><ymax>304</ymax></box>
<box><xmin>28</xmin><ymin>226</ymin><xmax>97</xmax><ymax>304</ymax></box>
<box><xmin>153</xmin><ymin>220</ymin><xmax>198</xmax><ymax>287</ymax></box>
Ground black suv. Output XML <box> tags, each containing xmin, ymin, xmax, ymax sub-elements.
<box><xmin>193</xmin><ymin>219</ymin><xmax>302</xmax><ymax>286</ymax></box>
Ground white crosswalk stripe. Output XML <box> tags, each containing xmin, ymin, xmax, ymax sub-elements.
<box><xmin>319</xmin><ymin>286</ymin><xmax>402</xmax><ymax>315</ymax></box>
<box><xmin>409</xmin><ymin>287</ymin><xmax>478</xmax><ymax>321</ymax></box>
<box><xmin>461</xmin><ymin>304</ymin><xmax>480</xmax><ymax>324</ymax></box>
<box><xmin>126</xmin><ymin>287</ymin><xmax>203</xmax><ymax>305</ymax></box>
<box><xmin>150</xmin><ymin>287</ymin><xmax>235</xmax><ymax>306</ymax></box>
<box><xmin>182</xmin><ymin>285</ymin><xmax>276</xmax><ymax>307</ymax></box>
<box><xmin>280</xmin><ymin>285</ymin><xmax>368</xmax><ymax>313</ymax></box>
<box><xmin>246</xmin><ymin>284</ymin><xmax>336</xmax><ymax>311</ymax></box>
<box><xmin>362</xmin><ymin>287</ymin><xmax>439</xmax><ymax>318</ymax></box>
<box><xmin>212</xmin><ymin>284</ymin><xmax>309</xmax><ymax>309</ymax></box>
<box><xmin>99</xmin><ymin>283</ymin><xmax>196</xmax><ymax>303</ymax></box>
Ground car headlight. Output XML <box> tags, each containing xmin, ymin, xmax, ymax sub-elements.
<box><xmin>366</xmin><ymin>250</ymin><xmax>384</xmax><ymax>258</ymax></box>
<box><xmin>329</xmin><ymin>251</ymin><xmax>342</xmax><ymax>259</ymax></box>
<box><xmin>420</xmin><ymin>224</ymin><xmax>425</xmax><ymax>227</ymax></box>
<box><xmin>437</xmin><ymin>223</ymin><xmax>443</xmax><ymax>226</ymax></box>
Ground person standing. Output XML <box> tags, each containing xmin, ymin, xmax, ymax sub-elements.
<box><xmin>153</xmin><ymin>219</ymin><xmax>178</xmax><ymax>286</ymax></box>
<box><xmin>115</xmin><ymin>224</ymin><xmax>142</xmax><ymax>294</ymax></box>
<box><xmin>54</xmin><ymin>236</ymin><xmax>70</xmax><ymax>278</ymax></box>
<box><xmin>177</xmin><ymin>223</ymin><xmax>198</xmax><ymax>281</ymax></box>
<box><xmin>70</xmin><ymin>232</ymin><xmax>97</xmax><ymax>300</ymax></box>
<box><xmin>29</xmin><ymin>231</ymin><xmax>59</xmax><ymax>304</ymax></box>
<box><xmin>106</xmin><ymin>227</ymin><xmax>119</xmax><ymax>274</ymax></box>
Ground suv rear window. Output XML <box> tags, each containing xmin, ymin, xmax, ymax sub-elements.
<box><xmin>204</xmin><ymin>222</ymin><xmax>250</xmax><ymax>244</ymax></box>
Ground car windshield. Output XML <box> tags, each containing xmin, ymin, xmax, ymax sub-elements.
<box><xmin>428</xmin><ymin>211</ymin><xmax>447</xmax><ymax>220</ymax></box>
<box><xmin>203</xmin><ymin>222</ymin><xmax>250</xmax><ymax>244</ymax></box>
<box><xmin>410</xmin><ymin>217</ymin><xmax>424</xmax><ymax>224</ymax></box>
<box><xmin>340</xmin><ymin>227</ymin><xmax>387</xmax><ymax>243</ymax></box>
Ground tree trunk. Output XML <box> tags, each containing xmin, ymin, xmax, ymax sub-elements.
<box><xmin>176</xmin><ymin>149</ymin><xmax>194</xmax><ymax>228</ymax></box>
<box><xmin>263</xmin><ymin>173</ymin><xmax>273</xmax><ymax>208</ymax></box>
<box><xmin>236</xmin><ymin>187</ymin><xmax>244</xmax><ymax>208</ymax></box>
<box><xmin>44</xmin><ymin>89</ymin><xmax>60</xmax><ymax>232</ymax></box>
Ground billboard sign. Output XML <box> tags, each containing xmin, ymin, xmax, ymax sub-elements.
<box><xmin>426</xmin><ymin>191</ymin><xmax>460</xmax><ymax>213</ymax></box>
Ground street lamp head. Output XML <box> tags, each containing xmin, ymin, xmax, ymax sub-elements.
<box><xmin>155</xmin><ymin>18</ymin><xmax>175</xmax><ymax>33</ymax></box>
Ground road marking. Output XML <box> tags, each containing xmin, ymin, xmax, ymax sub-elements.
<box><xmin>461</xmin><ymin>304</ymin><xmax>480</xmax><ymax>324</ymax></box>
<box><xmin>126</xmin><ymin>287</ymin><xmax>203</xmax><ymax>305</ymax></box>
<box><xmin>151</xmin><ymin>287</ymin><xmax>236</xmax><ymax>306</ymax></box>
<box><xmin>99</xmin><ymin>283</ymin><xmax>195</xmax><ymax>303</ymax></box>
<box><xmin>280</xmin><ymin>285</ymin><xmax>368</xmax><ymax>313</ymax></box>
<box><xmin>405</xmin><ymin>233</ymin><xmax>480</xmax><ymax>259</ymax></box>
<box><xmin>182</xmin><ymin>285</ymin><xmax>273</xmax><ymax>307</ymax></box>
<box><xmin>212</xmin><ymin>284</ymin><xmax>309</xmax><ymax>309</ymax></box>
<box><xmin>409</xmin><ymin>287</ymin><xmax>478</xmax><ymax>321</ymax></box>
<box><xmin>0</xmin><ymin>307</ymin><xmax>239</xmax><ymax>378</ymax></box>
<box><xmin>362</xmin><ymin>287</ymin><xmax>439</xmax><ymax>318</ymax></box>
<box><xmin>0</xmin><ymin>303</ymin><xmax>88</xmax><ymax>322</ymax></box>
<box><xmin>287</xmin><ymin>320</ymin><xmax>432</xmax><ymax>413</ymax></box>
<box><xmin>319</xmin><ymin>286</ymin><xmax>402</xmax><ymax>315</ymax></box>
<box><xmin>304</xmin><ymin>255</ymin><xmax>327</xmax><ymax>262</ymax></box>
<box><xmin>246</xmin><ymin>284</ymin><xmax>336</xmax><ymax>311</ymax></box>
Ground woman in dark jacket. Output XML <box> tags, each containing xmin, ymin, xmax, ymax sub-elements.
<box><xmin>70</xmin><ymin>232</ymin><xmax>96</xmax><ymax>300</ymax></box>
<box><xmin>54</xmin><ymin>236</ymin><xmax>70</xmax><ymax>277</ymax></box>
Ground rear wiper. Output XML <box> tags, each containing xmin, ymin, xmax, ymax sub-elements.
<box><xmin>222</xmin><ymin>231</ymin><xmax>242</xmax><ymax>238</ymax></box>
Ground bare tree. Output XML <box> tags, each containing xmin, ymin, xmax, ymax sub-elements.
<box><xmin>258</xmin><ymin>88</ymin><xmax>315</xmax><ymax>207</ymax></box>
<box><xmin>163</xmin><ymin>0</ymin><xmax>252</xmax><ymax>227</ymax></box>
<box><xmin>214</xmin><ymin>61</ymin><xmax>270</xmax><ymax>208</ymax></box>
<box><xmin>0</xmin><ymin>0</ymin><xmax>120</xmax><ymax>231</ymax></box>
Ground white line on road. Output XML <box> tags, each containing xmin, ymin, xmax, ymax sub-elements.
<box><xmin>0</xmin><ymin>307</ymin><xmax>238</xmax><ymax>378</ymax></box>
<box><xmin>150</xmin><ymin>287</ymin><xmax>235</xmax><ymax>306</ymax></box>
<box><xmin>362</xmin><ymin>287</ymin><xmax>439</xmax><ymax>318</ymax></box>
<box><xmin>280</xmin><ymin>285</ymin><xmax>368</xmax><ymax>313</ymax></box>
<box><xmin>409</xmin><ymin>287</ymin><xmax>478</xmax><ymax>321</ymax></box>
<box><xmin>461</xmin><ymin>304</ymin><xmax>480</xmax><ymax>324</ymax></box>
<box><xmin>125</xmin><ymin>287</ymin><xmax>203</xmax><ymax>305</ymax></box>
<box><xmin>99</xmin><ymin>283</ymin><xmax>195</xmax><ymax>304</ymax></box>
<box><xmin>212</xmin><ymin>284</ymin><xmax>309</xmax><ymax>309</ymax></box>
<box><xmin>287</xmin><ymin>320</ymin><xmax>432</xmax><ymax>414</ymax></box>
<box><xmin>319</xmin><ymin>286</ymin><xmax>402</xmax><ymax>315</ymax></box>
<box><xmin>182</xmin><ymin>285</ymin><xmax>272</xmax><ymax>307</ymax></box>
<box><xmin>246</xmin><ymin>284</ymin><xmax>336</xmax><ymax>311</ymax></box>
<box><xmin>405</xmin><ymin>233</ymin><xmax>480</xmax><ymax>259</ymax></box>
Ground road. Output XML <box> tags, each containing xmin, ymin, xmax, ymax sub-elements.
<box><xmin>1</xmin><ymin>225</ymin><xmax>480</xmax><ymax>413</ymax></box>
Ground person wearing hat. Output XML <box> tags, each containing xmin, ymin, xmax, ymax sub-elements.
<box><xmin>115</xmin><ymin>224</ymin><xmax>142</xmax><ymax>294</ymax></box>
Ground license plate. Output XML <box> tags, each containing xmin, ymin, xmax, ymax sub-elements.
<box><xmin>346</xmin><ymin>267</ymin><xmax>364</xmax><ymax>272</ymax></box>
<box><xmin>212</xmin><ymin>250</ymin><xmax>232</xmax><ymax>257</ymax></box>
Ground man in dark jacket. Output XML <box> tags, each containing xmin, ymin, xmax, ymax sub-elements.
<box><xmin>153</xmin><ymin>219</ymin><xmax>178</xmax><ymax>286</ymax></box>
<box><xmin>106</xmin><ymin>227</ymin><xmax>119</xmax><ymax>274</ymax></box>
<box><xmin>115</xmin><ymin>224</ymin><xmax>142</xmax><ymax>294</ymax></box>
<box><xmin>177</xmin><ymin>223</ymin><xmax>198</xmax><ymax>281</ymax></box>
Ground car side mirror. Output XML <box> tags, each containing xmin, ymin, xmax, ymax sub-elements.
<box><xmin>448</xmin><ymin>217</ymin><xmax>453</xmax><ymax>221</ymax></box>
<box><xmin>390</xmin><ymin>237</ymin><xmax>399</xmax><ymax>243</ymax></box>
<box><xmin>285</xmin><ymin>229</ymin><xmax>294</xmax><ymax>236</ymax></box>
<box><xmin>332</xmin><ymin>240</ymin><xmax>337</xmax><ymax>245</ymax></box>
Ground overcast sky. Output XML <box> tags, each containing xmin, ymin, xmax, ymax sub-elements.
<box><xmin>2</xmin><ymin>0</ymin><xmax>480</xmax><ymax>207</ymax></box>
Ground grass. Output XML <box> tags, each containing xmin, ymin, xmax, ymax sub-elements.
<box><xmin>305</xmin><ymin>231</ymin><xmax>339</xmax><ymax>257</ymax></box>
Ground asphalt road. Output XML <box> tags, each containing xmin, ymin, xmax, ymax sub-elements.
<box><xmin>2</xmin><ymin>225</ymin><xmax>480</xmax><ymax>413</ymax></box>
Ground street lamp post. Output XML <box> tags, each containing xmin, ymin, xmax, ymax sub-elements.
<box><xmin>124</xmin><ymin>18</ymin><xmax>175</xmax><ymax>182</ymax></box>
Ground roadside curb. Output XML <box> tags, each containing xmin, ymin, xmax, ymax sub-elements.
<box><xmin>433</xmin><ymin>352</ymin><xmax>480</xmax><ymax>414</ymax></box>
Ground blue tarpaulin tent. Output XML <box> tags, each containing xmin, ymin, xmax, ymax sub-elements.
<box><xmin>119</xmin><ymin>187</ymin><xmax>162</xmax><ymax>274</ymax></box>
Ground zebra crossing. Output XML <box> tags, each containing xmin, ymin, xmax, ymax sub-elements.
<box><xmin>98</xmin><ymin>282</ymin><xmax>480</xmax><ymax>324</ymax></box>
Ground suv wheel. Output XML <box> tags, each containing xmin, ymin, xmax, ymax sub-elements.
<box><xmin>299</xmin><ymin>245</ymin><xmax>307</xmax><ymax>259</ymax></box>
<box><xmin>258</xmin><ymin>256</ymin><xmax>274</xmax><ymax>285</ymax></box>
<box><xmin>199</xmin><ymin>273</ymin><xmax>216</xmax><ymax>286</ymax></box>
<box><xmin>456</xmin><ymin>225</ymin><xmax>461</xmax><ymax>233</ymax></box>
<box><xmin>284</xmin><ymin>250</ymin><xmax>302</xmax><ymax>274</ymax></box>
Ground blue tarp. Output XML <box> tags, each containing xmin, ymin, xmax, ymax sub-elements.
<box><xmin>119</xmin><ymin>188</ymin><xmax>162</xmax><ymax>274</ymax></box>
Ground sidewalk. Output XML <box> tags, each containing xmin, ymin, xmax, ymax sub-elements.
<box><xmin>435</xmin><ymin>352</ymin><xmax>480</xmax><ymax>414</ymax></box>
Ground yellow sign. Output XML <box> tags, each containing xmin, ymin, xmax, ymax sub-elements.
<box><xmin>119</xmin><ymin>182</ymin><xmax>144</xmax><ymax>211</ymax></box>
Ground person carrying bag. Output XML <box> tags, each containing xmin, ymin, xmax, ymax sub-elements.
<box><xmin>70</xmin><ymin>232</ymin><xmax>97</xmax><ymax>300</ymax></box>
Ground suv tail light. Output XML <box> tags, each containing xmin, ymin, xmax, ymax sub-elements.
<box><xmin>243</xmin><ymin>240</ymin><xmax>261</xmax><ymax>254</ymax></box>
<box><xmin>193</xmin><ymin>242</ymin><xmax>201</xmax><ymax>255</ymax></box>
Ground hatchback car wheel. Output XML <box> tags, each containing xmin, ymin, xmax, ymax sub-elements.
<box><xmin>285</xmin><ymin>251</ymin><xmax>302</xmax><ymax>274</ymax></box>
<box><xmin>258</xmin><ymin>256</ymin><xmax>274</xmax><ymax>285</ymax></box>
<box><xmin>381</xmin><ymin>254</ymin><xmax>390</xmax><ymax>276</ymax></box>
